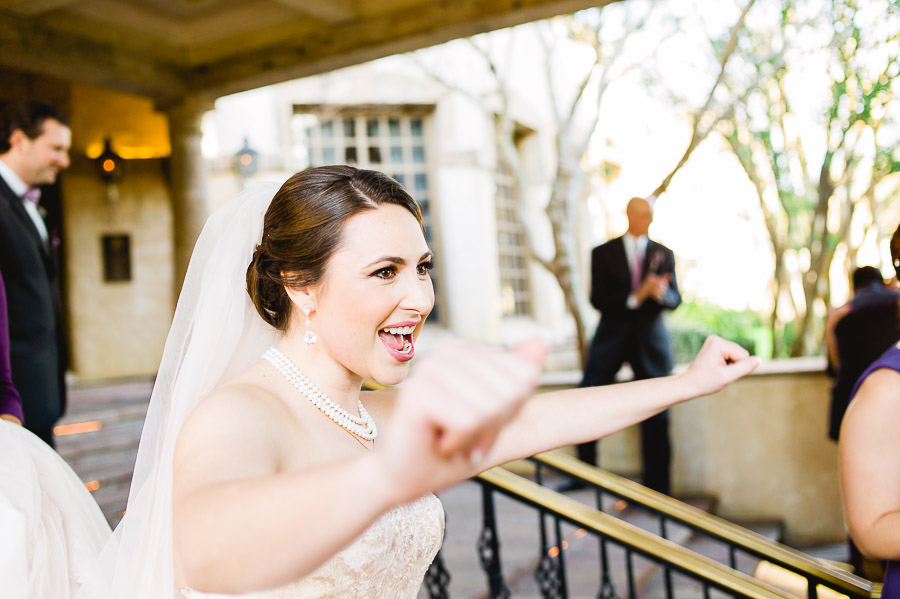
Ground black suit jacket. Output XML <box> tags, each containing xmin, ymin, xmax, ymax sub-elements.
<box><xmin>0</xmin><ymin>174</ymin><xmax>66</xmax><ymax>429</ymax></box>
<box><xmin>582</xmin><ymin>236</ymin><xmax>681</xmax><ymax>385</ymax></box>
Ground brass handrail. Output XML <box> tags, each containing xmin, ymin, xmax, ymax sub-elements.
<box><xmin>478</xmin><ymin>466</ymin><xmax>794</xmax><ymax>599</ymax></box>
<box><xmin>531</xmin><ymin>449</ymin><xmax>875</xmax><ymax>598</ymax></box>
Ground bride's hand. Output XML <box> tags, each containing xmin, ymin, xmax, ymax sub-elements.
<box><xmin>677</xmin><ymin>335</ymin><xmax>760</xmax><ymax>398</ymax></box>
<box><xmin>376</xmin><ymin>339</ymin><xmax>545</xmax><ymax>501</ymax></box>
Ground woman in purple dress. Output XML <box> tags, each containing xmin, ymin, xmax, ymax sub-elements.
<box><xmin>840</xmin><ymin>223</ymin><xmax>900</xmax><ymax>597</ymax></box>
<box><xmin>0</xmin><ymin>269</ymin><xmax>24</xmax><ymax>425</ymax></box>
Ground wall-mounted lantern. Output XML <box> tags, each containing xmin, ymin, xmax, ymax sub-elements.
<box><xmin>234</xmin><ymin>137</ymin><xmax>259</xmax><ymax>179</ymax></box>
<box><xmin>95</xmin><ymin>137</ymin><xmax>123</xmax><ymax>183</ymax></box>
<box><xmin>94</xmin><ymin>137</ymin><xmax>123</xmax><ymax>222</ymax></box>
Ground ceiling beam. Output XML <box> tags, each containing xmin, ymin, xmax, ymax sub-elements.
<box><xmin>0</xmin><ymin>10</ymin><xmax>188</xmax><ymax>100</ymax></box>
<box><xmin>0</xmin><ymin>0</ymin><xmax>77</xmax><ymax>15</ymax></box>
<box><xmin>270</xmin><ymin>0</ymin><xmax>357</xmax><ymax>25</ymax></box>
<box><xmin>191</xmin><ymin>0</ymin><xmax>617</xmax><ymax>98</ymax></box>
<box><xmin>69</xmin><ymin>0</ymin><xmax>300</xmax><ymax>47</ymax></box>
<box><xmin>0</xmin><ymin>0</ymin><xmax>617</xmax><ymax>103</ymax></box>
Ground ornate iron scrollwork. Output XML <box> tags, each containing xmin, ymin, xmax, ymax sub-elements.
<box><xmin>423</xmin><ymin>550</ymin><xmax>451</xmax><ymax>599</ymax></box>
<box><xmin>535</xmin><ymin>552</ymin><xmax>564</xmax><ymax>598</ymax></box>
<box><xmin>478</xmin><ymin>485</ymin><xmax>512</xmax><ymax>599</ymax></box>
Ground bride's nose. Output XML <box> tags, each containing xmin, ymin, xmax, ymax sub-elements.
<box><xmin>400</xmin><ymin>275</ymin><xmax>434</xmax><ymax>314</ymax></box>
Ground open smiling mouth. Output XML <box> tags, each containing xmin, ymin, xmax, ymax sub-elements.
<box><xmin>378</xmin><ymin>325</ymin><xmax>415</xmax><ymax>360</ymax></box>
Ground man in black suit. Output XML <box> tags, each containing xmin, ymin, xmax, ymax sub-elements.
<box><xmin>0</xmin><ymin>100</ymin><xmax>71</xmax><ymax>447</ymax></box>
<box><xmin>577</xmin><ymin>196</ymin><xmax>681</xmax><ymax>493</ymax></box>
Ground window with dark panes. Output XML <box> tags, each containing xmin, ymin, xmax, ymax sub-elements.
<box><xmin>495</xmin><ymin>158</ymin><xmax>532</xmax><ymax>317</ymax></box>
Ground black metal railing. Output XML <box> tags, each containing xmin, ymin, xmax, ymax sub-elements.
<box><xmin>425</xmin><ymin>466</ymin><xmax>799</xmax><ymax>599</ymax></box>
<box><xmin>529</xmin><ymin>450</ymin><xmax>876</xmax><ymax>599</ymax></box>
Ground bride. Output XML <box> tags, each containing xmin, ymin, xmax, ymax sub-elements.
<box><xmin>4</xmin><ymin>165</ymin><xmax>759</xmax><ymax>598</ymax></box>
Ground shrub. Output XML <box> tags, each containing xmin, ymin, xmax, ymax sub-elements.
<box><xmin>668</xmin><ymin>301</ymin><xmax>769</xmax><ymax>363</ymax></box>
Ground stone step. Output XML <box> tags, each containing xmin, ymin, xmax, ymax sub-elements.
<box><xmin>65</xmin><ymin>440</ymin><xmax>138</xmax><ymax>484</ymax></box>
<box><xmin>55</xmin><ymin>379</ymin><xmax>151</xmax><ymax>528</ymax></box>
<box><xmin>56</xmin><ymin>418</ymin><xmax>144</xmax><ymax>455</ymax></box>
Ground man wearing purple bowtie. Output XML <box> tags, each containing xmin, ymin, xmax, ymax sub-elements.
<box><xmin>0</xmin><ymin>100</ymin><xmax>71</xmax><ymax>447</ymax></box>
<box><xmin>576</xmin><ymin>196</ymin><xmax>681</xmax><ymax>494</ymax></box>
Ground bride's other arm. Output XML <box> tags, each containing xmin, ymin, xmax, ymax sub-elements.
<box><xmin>172</xmin><ymin>386</ymin><xmax>402</xmax><ymax>594</ymax></box>
<box><xmin>480</xmin><ymin>335</ymin><xmax>760</xmax><ymax>469</ymax></box>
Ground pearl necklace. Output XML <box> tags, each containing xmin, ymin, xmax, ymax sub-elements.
<box><xmin>262</xmin><ymin>346</ymin><xmax>378</xmax><ymax>441</ymax></box>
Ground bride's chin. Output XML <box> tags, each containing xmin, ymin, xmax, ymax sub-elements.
<box><xmin>370</xmin><ymin>363</ymin><xmax>411</xmax><ymax>388</ymax></box>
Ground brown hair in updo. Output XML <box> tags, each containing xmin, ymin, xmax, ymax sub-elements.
<box><xmin>247</xmin><ymin>165</ymin><xmax>423</xmax><ymax>331</ymax></box>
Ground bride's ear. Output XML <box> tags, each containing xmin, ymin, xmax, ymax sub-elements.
<box><xmin>283</xmin><ymin>278</ymin><xmax>317</xmax><ymax>314</ymax></box>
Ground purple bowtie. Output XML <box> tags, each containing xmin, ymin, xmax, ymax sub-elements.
<box><xmin>21</xmin><ymin>187</ymin><xmax>41</xmax><ymax>205</ymax></box>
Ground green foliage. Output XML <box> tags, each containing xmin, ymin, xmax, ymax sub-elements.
<box><xmin>668</xmin><ymin>321</ymin><xmax>711</xmax><ymax>365</ymax></box>
<box><xmin>668</xmin><ymin>301</ymin><xmax>770</xmax><ymax>363</ymax></box>
<box><xmin>774</xmin><ymin>321</ymin><xmax>799</xmax><ymax>359</ymax></box>
<box><xmin>719</xmin><ymin>0</ymin><xmax>900</xmax><ymax>356</ymax></box>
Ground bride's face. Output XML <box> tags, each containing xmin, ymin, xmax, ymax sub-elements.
<box><xmin>309</xmin><ymin>203</ymin><xmax>434</xmax><ymax>385</ymax></box>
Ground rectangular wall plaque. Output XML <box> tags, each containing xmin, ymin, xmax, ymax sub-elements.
<box><xmin>101</xmin><ymin>234</ymin><xmax>131</xmax><ymax>283</ymax></box>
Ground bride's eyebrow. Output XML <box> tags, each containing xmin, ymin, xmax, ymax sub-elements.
<box><xmin>364</xmin><ymin>252</ymin><xmax>433</xmax><ymax>268</ymax></box>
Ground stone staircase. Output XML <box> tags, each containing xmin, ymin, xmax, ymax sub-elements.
<box><xmin>54</xmin><ymin>378</ymin><xmax>151</xmax><ymax>528</ymax></box>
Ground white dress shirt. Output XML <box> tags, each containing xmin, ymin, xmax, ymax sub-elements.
<box><xmin>0</xmin><ymin>159</ymin><xmax>49</xmax><ymax>245</ymax></box>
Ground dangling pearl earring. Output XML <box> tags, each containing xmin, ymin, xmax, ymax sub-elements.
<box><xmin>303</xmin><ymin>305</ymin><xmax>317</xmax><ymax>345</ymax></box>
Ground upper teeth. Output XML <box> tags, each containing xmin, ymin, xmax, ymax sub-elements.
<box><xmin>383</xmin><ymin>326</ymin><xmax>414</xmax><ymax>335</ymax></box>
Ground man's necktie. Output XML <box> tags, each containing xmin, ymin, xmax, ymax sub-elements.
<box><xmin>632</xmin><ymin>245</ymin><xmax>643</xmax><ymax>291</ymax></box>
<box><xmin>22</xmin><ymin>186</ymin><xmax>41</xmax><ymax>205</ymax></box>
<box><xmin>21</xmin><ymin>186</ymin><xmax>50</xmax><ymax>249</ymax></box>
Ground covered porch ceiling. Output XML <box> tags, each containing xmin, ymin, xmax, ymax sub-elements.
<box><xmin>0</xmin><ymin>0</ymin><xmax>613</xmax><ymax>103</ymax></box>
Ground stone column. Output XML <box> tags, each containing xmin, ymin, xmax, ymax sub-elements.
<box><xmin>164</xmin><ymin>96</ymin><xmax>214</xmax><ymax>293</ymax></box>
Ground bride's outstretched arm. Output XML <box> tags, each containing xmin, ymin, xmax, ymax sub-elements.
<box><xmin>172</xmin><ymin>342</ymin><xmax>544</xmax><ymax>594</ymax></box>
<box><xmin>481</xmin><ymin>335</ymin><xmax>760</xmax><ymax>468</ymax></box>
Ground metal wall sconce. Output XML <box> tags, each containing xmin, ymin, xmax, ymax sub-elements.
<box><xmin>95</xmin><ymin>137</ymin><xmax>123</xmax><ymax>183</ymax></box>
<box><xmin>94</xmin><ymin>137</ymin><xmax>123</xmax><ymax>222</ymax></box>
<box><xmin>234</xmin><ymin>137</ymin><xmax>259</xmax><ymax>179</ymax></box>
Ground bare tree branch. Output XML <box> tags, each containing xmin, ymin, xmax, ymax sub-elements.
<box><xmin>650</xmin><ymin>0</ymin><xmax>757</xmax><ymax>198</ymax></box>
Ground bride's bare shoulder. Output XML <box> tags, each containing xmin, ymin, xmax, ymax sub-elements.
<box><xmin>175</xmin><ymin>361</ymin><xmax>293</xmax><ymax>463</ymax></box>
<box><xmin>172</xmin><ymin>364</ymin><xmax>295</xmax><ymax>503</ymax></box>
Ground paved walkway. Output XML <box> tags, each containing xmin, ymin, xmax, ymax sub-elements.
<box><xmin>54</xmin><ymin>379</ymin><xmax>849</xmax><ymax>598</ymax></box>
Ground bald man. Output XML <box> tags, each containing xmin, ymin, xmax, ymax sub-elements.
<box><xmin>577</xmin><ymin>196</ymin><xmax>681</xmax><ymax>494</ymax></box>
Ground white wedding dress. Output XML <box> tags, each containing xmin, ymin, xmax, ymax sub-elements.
<box><xmin>1</xmin><ymin>181</ymin><xmax>447</xmax><ymax>598</ymax></box>
<box><xmin>0</xmin><ymin>420</ymin><xmax>110</xmax><ymax>599</ymax></box>
<box><xmin>182</xmin><ymin>494</ymin><xmax>444</xmax><ymax>599</ymax></box>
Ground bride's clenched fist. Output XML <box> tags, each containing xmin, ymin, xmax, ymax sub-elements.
<box><xmin>375</xmin><ymin>338</ymin><xmax>546</xmax><ymax>502</ymax></box>
<box><xmin>677</xmin><ymin>335</ymin><xmax>761</xmax><ymax>398</ymax></box>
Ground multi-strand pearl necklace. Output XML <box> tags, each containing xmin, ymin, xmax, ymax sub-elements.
<box><xmin>262</xmin><ymin>346</ymin><xmax>378</xmax><ymax>441</ymax></box>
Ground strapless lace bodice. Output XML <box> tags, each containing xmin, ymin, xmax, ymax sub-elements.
<box><xmin>182</xmin><ymin>493</ymin><xmax>444</xmax><ymax>599</ymax></box>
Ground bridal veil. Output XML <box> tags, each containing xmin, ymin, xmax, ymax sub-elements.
<box><xmin>76</xmin><ymin>182</ymin><xmax>282</xmax><ymax>598</ymax></box>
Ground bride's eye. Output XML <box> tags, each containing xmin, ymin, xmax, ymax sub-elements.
<box><xmin>371</xmin><ymin>266</ymin><xmax>397</xmax><ymax>280</ymax></box>
<box><xmin>417</xmin><ymin>260</ymin><xmax>434</xmax><ymax>277</ymax></box>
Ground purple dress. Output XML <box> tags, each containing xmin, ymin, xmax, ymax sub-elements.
<box><xmin>849</xmin><ymin>344</ymin><xmax>900</xmax><ymax>596</ymax></box>
<box><xmin>0</xmin><ymin>271</ymin><xmax>24</xmax><ymax>422</ymax></box>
